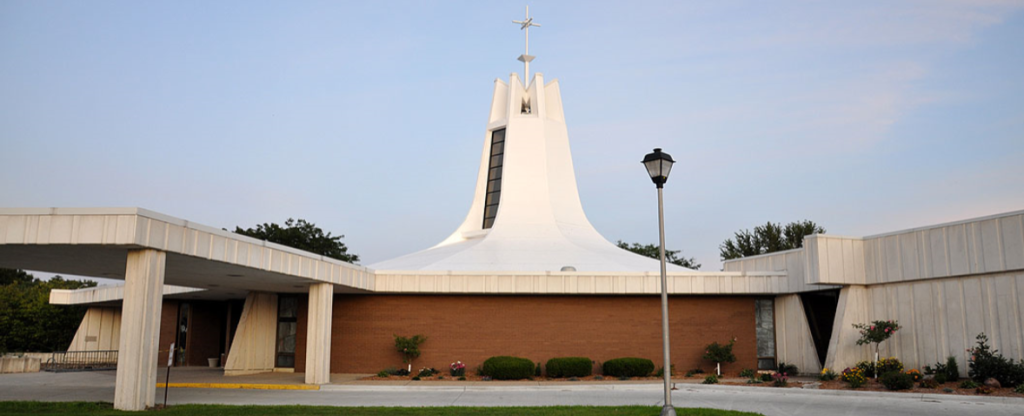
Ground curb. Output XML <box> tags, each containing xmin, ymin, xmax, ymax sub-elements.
<box><xmin>156</xmin><ymin>382</ymin><xmax>320</xmax><ymax>391</ymax></box>
<box><xmin>322</xmin><ymin>382</ymin><xmax>1024</xmax><ymax>405</ymax></box>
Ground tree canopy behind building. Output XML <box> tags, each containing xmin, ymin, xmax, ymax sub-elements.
<box><xmin>616</xmin><ymin>240</ymin><xmax>701</xmax><ymax>270</ymax></box>
<box><xmin>0</xmin><ymin>269</ymin><xmax>96</xmax><ymax>353</ymax></box>
<box><xmin>233</xmin><ymin>218</ymin><xmax>359</xmax><ymax>263</ymax></box>
<box><xmin>719</xmin><ymin>220</ymin><xmax>825</xmax><ymax>261</ymax></box>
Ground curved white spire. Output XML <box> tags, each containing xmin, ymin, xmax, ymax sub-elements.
<box><xmin>370</xmin><ymin>71</ymin><xmax>689</xmax><ymax>273</ymax></box>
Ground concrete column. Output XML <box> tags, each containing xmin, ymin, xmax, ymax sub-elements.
<box><xmin>304</xmin><ymin>283</ymin><xmax>333</xmax><ymax>384</ymax></box>
<box><xmin>114</xmin><ymin>249</ymin><xmax>166</xmax><ymax>411</ymax></box>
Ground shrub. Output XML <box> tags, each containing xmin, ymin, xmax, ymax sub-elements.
<box><xmin>416</xmin><ymin>367</ymin><xmax>437</xmax><ymax>377</ymax></box>
<box><xmin>920</xmin><ymin>378</ymin><xmax>940</xmax><ymax>389</ymax></box>
<box><xmin>959</xmin><ymin>380</ymin><xmax>979</xmax><ymax>389</ymax></box>
<box><xmin>702</xmin><ymin>375</ymin><xmax>719</xmax><ymax>384</ymax></box>
<box><xmin>841</xmin><ymin>367</ymin><xmax>866</xmax><ymax>388</ymax></box>
<box><xmin>976</xmin><ymin>386</ymin><xmax>993</xmax><ymax>395</ymax></box>
<box><xmin>1014</xmin><ymin>384</ymin><xmax>1024</xmax><ymax>394</ymax></box>
<box><xmin>482</xmin><ymin>356</ymin><xmax>535</xmax><ymax>380</ymax></box>
<box><xmin>746</xmin><ymin>378</ymin><xmax>763</xmax><ymax>384</ymax></box>
<box><xmin>876</xmin><ymin>357</ymin><xmax>904</xmax><ymax>375</ymax></box>
<box><xmin>411</xmin><ymin>376</ymin><xmax>420</xmax><ymax>381</ymax></box>
<box><xmin>603</xmin><ymin>357</ymin><xmax>655</xmax><ymax>378</ymax></box>
<box><xmin>458</xmin><ymin>376</ymin><xmax>466</xmax><ymax>381</ymax></box>
<box><xmin>739</xmin><ymin>368</ymin><xmax>756</xmax><ymax>378</ymax></box>
<box><xmin>703</xmin><ymin>338</ymin><xmax>737</xmax><ymax>365</ymax></box>
<box><xmin>968</xmin><ymin>333</ymin><xmax>1024</xmax><ymax>387</ymax></box>
<box><xmin>906</xmin><ymin>369</ymin><xmax>922</xmax><ymax>382</ymax></box>
<box><xmin>759</xmin><ymin>372</ymin><xmax>773</xmax><ymax>383</ymax></box>
<box><xmin>535</xmin><ymin>362</ymin><xmax>542</xmax><ymax>377</ymax></box>
<box><xmin>818</xmin><ymin>368</ymin><xmax>838</xmax><ymax>381</ymax></box>
<box><xmin>394</xmin><ymin>334</ymin><xmax>427</xmax><ymax>366</ymax></box>
<box><xmin>924</xmin><ymin>356</ymin><xmax>960</xmax><ymax>383</ymax></box>
<box><xmin>772</xmin><ymin>372</ymin><xmax>789</xmax><ymax>387</ymax></box>
<box><xmin>778</xmin><ymin>362</ymin><xmax>799</xmax><ymax>376</ymax></box>
<box><xmin>546</xmin><ymin>357</ymin><xmax>593</xmax><ymax>378</ymax></box>
<box><xmin>450</xmin><ymin>361</ymin><xmax>466</xmax><ymax>377</ymax></box>
<box><xmin>376</xmin><ymin>370</ymin><xmax>389</xmax><ymax>378</ymax></box>
<box><xmin>880</xmin><ymin>371</ymin><xmax>913</xmax><ymax>391</ymax></box>
<box><xmin>655</xmin><ymin>364</ymin><xmax>676</xmax><ymax>378</ymax></box>
<box><xmin>944</xmin><ymin>356</ymin><xmax>961</xmax><ymax>381</ymax></box>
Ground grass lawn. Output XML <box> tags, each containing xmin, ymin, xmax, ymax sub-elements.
<box><xmin>0</xmin><ymin>402</ymin><xmax>763</xmax><ymax>416</ymax></box>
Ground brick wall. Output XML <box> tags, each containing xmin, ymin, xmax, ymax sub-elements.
<box><xmin>156</xmin><ymin>300</ymin><xmax>226</xmax><ymax>367</ymax></box>
<box><xmin>296</xmin><ymin>294</ymin><xmax>758</xmax><ymax>375</ymax></box>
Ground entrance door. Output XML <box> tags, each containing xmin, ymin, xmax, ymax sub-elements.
<box><xmin>175</xmin><ymin>303</ymin><xmax>191</xmax><ymax>366</ymax></box>
<box><xmin>275</xmin><ymin>296</ymin><xmax>298</xmax><ymax>368</ymax></box>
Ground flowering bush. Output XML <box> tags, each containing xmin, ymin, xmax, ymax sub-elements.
<box><xmin>416</xmin><ymin>367</ymin><xmax>437</xmax><ymax>378</ymax></box>
<box><xmin>772</xmin><ymin>372</ymin><xmax>789</xmax><ymax>387</ymax></box>
<box><xmin>853</xmin><ymin>320</ymin><xmax>901</xmax><ymax>346</ymax></box>
<box><xmin>856</xmin><ymin>360</ymin><xmax>877</xmax><ymax>378</ymax></box>
<box><xmin>877</xmin><ymin>357</ymin><xmax>904</xmax><ymax>375</ymax></box>
<box><xmin>841</xmin><ymin>367</ymin><xmax>867</xmax><ymax>388</ymax></box>
<box><xmin>853</xmin><ymin>320</ymin><xmax>901</xmax><ymax>378</ymax></box>
<box><xmin>450</xmin><ymin>360</ymin><xmax>466</xmax><ymax>377</ymax></box>
<box><xmin>394</xmin><ymin>334</ymin><xmax>427</xmax><ymax>366</ymax></box>
<box><xmin>906</xmin><ymin>369</ymin><xmax>922</xmax><ymax>382</ymax></box>
<box><xmin>818</xmin><ymin>368</ymin><xmax>838</xmax><ymax>381</ymax></box>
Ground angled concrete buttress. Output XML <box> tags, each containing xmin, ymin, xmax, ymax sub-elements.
<box><xmin>113</xmin><ymin>249</ymin><xmax>165</xmax><ymax>411</ymax></box>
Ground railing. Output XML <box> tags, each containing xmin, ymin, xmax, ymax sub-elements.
<box><xmin>42</xmin><ymin>350</ymin><xmax>118</xmax><ymax>372</ymax></box>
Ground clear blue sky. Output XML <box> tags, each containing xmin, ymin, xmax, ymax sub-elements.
<box><xmin>2</xmin><ymin>1</ymin><xmax>1023</xmax><ymax>274</ymax></box>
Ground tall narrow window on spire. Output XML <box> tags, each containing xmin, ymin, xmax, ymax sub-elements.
<box><xmin>482</xmin><ymin>128</ymin><xmax>505</xmax><ymax>229</ymax></box>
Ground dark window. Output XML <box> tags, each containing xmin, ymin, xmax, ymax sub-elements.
<box><xmin>275</xmin><ymin>295</ymin><xmax>298</xmax><ymax>368</ymax></box>
<box><xmin>755</xmin><ymin>298</ymin><xmax>776</xmax><ymax>370</ymax></box>
<box><xmin>482</xmin><ymin>128</ymin><xmax>505</xmax><ymax>229</ymax></box>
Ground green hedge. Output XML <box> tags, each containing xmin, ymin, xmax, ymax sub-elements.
<box><xmin>602</xmin><ymin>357</ymin><xmax>655</xmax><ymax>377</ymax></box>
<box><xmin>545</xmin><ymin>357</ymin><xmax>592</xmax><ymax>378</ymax></box>
<box><xmin>482</xmin><ymin>356</ymin><xmax>535</xmax><ymax>380</ymax></box>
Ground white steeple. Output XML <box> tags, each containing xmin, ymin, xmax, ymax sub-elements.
<box><xmin>371</xmin><ymin>12</ymin><xmax>687</xmax><ymax>273</ymax></box>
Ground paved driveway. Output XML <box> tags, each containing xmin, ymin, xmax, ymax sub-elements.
<box><xmin>1</xmin><ymin>371</ymin><xmax>1021</xmax><ymax>416</ymax></box>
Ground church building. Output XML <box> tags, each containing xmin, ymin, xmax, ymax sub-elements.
<box><xmin>1</xmin><ymin>10</ymin><xmax>1022</xmax><ymax>412</ymax></box>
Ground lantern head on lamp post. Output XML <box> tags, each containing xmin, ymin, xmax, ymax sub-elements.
<box><xmin>643</xmin><ymin>148</ymin><xmax>675</xmax><ymax>188</ymax></box>
<box><xmin>642</xmin><ymin>147</ymin><xmax>677</xmax><ymax>416</ymax></box>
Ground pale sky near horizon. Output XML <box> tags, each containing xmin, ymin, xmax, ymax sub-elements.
<box><xmin>2</xmin><ymin>1</ymin><xmax>1023</xmax><ymax>281</ymax></box>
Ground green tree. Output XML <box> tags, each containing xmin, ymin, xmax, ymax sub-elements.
<box><xmin>616</xmin><ymin>241</ymin><xmax>701</xmax><ymax>270</ymax></box>
<box><xmin>0</xmin><ymin>269</ymin><xmax>96</xmax><ymax>353</ymax></box>
<box><xmin>234</xmin><ymin>218</ymin><xmax>359</xmax><ymax>263</ymax></box>
<box><xmin>719</xmin><ymin>220</ymin><xmax>825</xmax><ymax>261</ymax></box>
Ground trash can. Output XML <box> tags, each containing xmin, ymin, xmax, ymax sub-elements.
<box><xmin>208</xmin><ymin>358</ymin><xmax>219</xmax><ymax>368</ymax></box>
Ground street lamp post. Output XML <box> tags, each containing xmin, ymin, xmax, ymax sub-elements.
<box><xmin>642</xmin><ymin>148</ymin><xmax>676</xmax><ymax>416</ymax></box>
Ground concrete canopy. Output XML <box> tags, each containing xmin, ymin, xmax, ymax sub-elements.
<box><xmin>0</xmin><ymin>207</ymin><xmax>374</xmax><ymax>297</ymax></box>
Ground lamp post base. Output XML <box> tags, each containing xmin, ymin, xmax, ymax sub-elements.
<box><xmin>660</xmin><ymin>405</ymin><xmax>677</xmax><ymax>416</ymax></box>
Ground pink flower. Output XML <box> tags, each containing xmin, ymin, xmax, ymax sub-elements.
<box><xmin>870</xmin><ymin>326</ymin><xmax>875</xmax><ymax>330</ymax></box>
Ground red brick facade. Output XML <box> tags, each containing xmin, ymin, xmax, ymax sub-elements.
<box><xmin>293</xmin><ymin>295</ymin><xmax>759</xmax><ymax>375</ymax></box>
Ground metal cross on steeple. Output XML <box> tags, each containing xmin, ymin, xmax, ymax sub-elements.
<box><xmin>512</xmin><ymin>6</ymin><xmax>541</xmax><ymax>83</ymax></box>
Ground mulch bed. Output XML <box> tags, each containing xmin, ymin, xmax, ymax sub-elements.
<box><xmin>816</xmin><ymin>379</ymin><xmax>1023</xmax><ymax>398</ymax></box>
